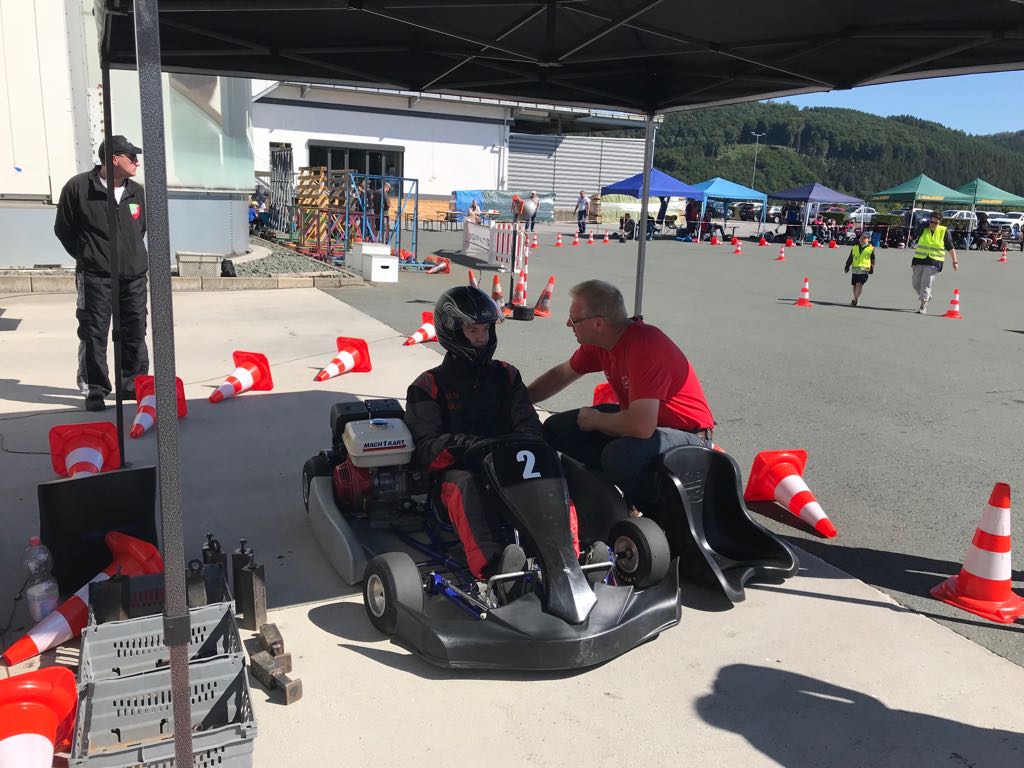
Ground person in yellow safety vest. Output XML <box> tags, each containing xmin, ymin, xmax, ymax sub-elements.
<box><xmin>911</xmin><ymin>212</ymin><xmax>958</xmax><ymax>314</ymax></box>
<box><xmin>844</xmin><ymin>231</ymin><xmax>876</xmax><ymax>307</ymax></box>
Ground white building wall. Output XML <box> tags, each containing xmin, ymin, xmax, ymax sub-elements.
<box><xmin>252</xmin><ymin>85</ymin><xmax>510</xmax><ymax>196</ymax></box>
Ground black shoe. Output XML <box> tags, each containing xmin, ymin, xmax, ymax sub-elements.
<box><xmin>492</xmin><ymin>544</ymin><xmax>527</xmax><ymax>606</ymax></box>
<box><xmin>85</xmin><ymin>392</ymin><xmax>107</xmax><ymax>412</ymax></box>
<box><xmin>580</xmin><ymin>540</ymin><xmax>612</xmax><ymax>587</ymax></box>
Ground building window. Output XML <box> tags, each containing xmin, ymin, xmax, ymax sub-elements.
<box><xmin>308</xmin><ymin>144</ymin><xmax>403</xmax><ymax>178</ymax></box>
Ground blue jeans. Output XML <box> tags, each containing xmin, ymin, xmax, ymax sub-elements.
<box><xmin>543</xmin><ymin>405</ymin><xmax>710</xmax><ymax>513</ymax></box>
<box><xmin>577</xmin><ymin>210</ymin><xmax>586</xmax><ymax>234</ymax></box>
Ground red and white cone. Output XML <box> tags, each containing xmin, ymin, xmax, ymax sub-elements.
<box><xmin>511</xmin><ymin>270</ymin><xmax>527</xmax><ymax>306</ymax></box>
<box><xmin>744</xmin><ymin>449</ymin><xmax>837</xmax><ymax>538</ymax></box>
<box><xmin>404</xmin><ymin>312</ymin><xmax>437</xmax><ymax>346</ymax></box>
<box><xmin>998</xmin><ymin>247</ymin><xmax>1008</xmax><ymax>263</ymax></box>
<box><xmin>733</xmin><ymin>242</ymin><xmax>743</xmax><ymax>255</ymax></box>
<box><xmin>592</xmin><ymin>382</ymin><xmax>619</xmax><ymax>406</ymax></box>
<box><xmin>571</xmin><ymin>232</ymin><xmax>580</xmax><ymax>246</ymax></box>
<box><xmin>794</xmin><ymin>277</ymin><xmax>811</xmax><ymax>307</ymax></box>
<box><xmin>811</xmin><ymin>238</ymin><xmax>820</xmax><ymax>248</ymax></box>
<box><xmin>828</xmin><ymin>239</ymin><xmax>837</xmax><ymax>249</ymax></box>
<box><xmin>0</xmin><ymin>532</ymin><xmax>163</xmax><ymax>666</ymax></box>
<box><xmin>130</xmin><ymin>375</ymin><xmax>186</xmax><ymax>439</ymax></box>
<box><xmin>587</xmin><ymin>232</ymin><xmax>595</xmax><ymax>245</ymax></box>
<box><xmin>531</xmin><ymin>232</ymin><xmax>539</xmax><ymax>248</ymax></box>
<box><xmin>710</xmin><ymin>235</ymin><xmax>720</xmax><ymax>246</ymax></box>
<box><xmin>0</xmin><ymin>666</ymin><xmax>77</xmax><ymax>768</ymax></box>
<box><xmin>602</xmin><ymin>231</ymin><xmax>610</xmax><ymax>244</ymax></box>
<box><xmin>468</xmin><ymin>268</ymin><xmax>479</xmax><ymax>289</ymax></box>
<box><xmin>785</xmin><ymin>237</ymin><xmax>795</xmax><ymax>247</ymax></box>
<box><xmin>943</xmin><ymin>288</ymin><xmax>963</xmax><ymax>319</ymax></box>
<box><xmin>48</xmin><ymin>422</ymin><xmax>120</xmax><ymax>478</ymax></box>
<box><xmin>533</xmin><ymin>276</ymin><xmax>556</xmax><ymax>317</ymax></box>
<box><xmin>555</xmin><ymin>233</ymin><xmax>563</xmax><ymax>248</ymax></box>
<box><xmin>209</xmin><ymin>351</ymin><xmax>274</xmax><ymax>403</ymax></box>
<box><xmin>931</xmin><ymin>483</ymin><xmax>1024</xmax><ymax>623</ymax></box>
<box><xmin>491</xmin><ymin>274</ymin><xmax>504</xmax><ymax>305</ymax></box>
<box><xmin>314</xmin><ymin>337</ymin><xmax>372</xmax><ymax>381</ymax></box>
<box><xmin>776</xmin><ymin>245</ymin><xmax>786</xmax><ymax>261</ymax></box>
<box><xmin>426</xmin><ymin>256</ymin><xmax>451</xmax><ymax>274</ymax></box>
<box><xmin>730</xmin><ymin>236</ymin><xmax>739</xmax><ymax>246</ymax></box>
<box><xmin>758</xmin><ymin>236</ymin><xmax>767</xmax><ymax>246</ymax></box>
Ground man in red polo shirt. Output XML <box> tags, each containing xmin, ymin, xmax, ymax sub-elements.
<box><xmin>527</xmin><ymin>279</ymin><xmax>714</xmax><ymax>517</ymax></box>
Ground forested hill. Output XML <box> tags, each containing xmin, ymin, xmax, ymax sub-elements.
<box><xmin>652</xmin><ymin>101</ymin><xmax>1024</xmax><ymax>199</ymax></box>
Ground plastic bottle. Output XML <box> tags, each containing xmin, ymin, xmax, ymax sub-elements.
<box><xmin>23</xmin><ymin>536</ymin><xmax>60</xmax><ymax>622</ymax></box>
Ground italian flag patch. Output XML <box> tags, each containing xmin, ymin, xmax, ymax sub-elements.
<box><xmin>129</xmin><ymin>203</ymin><xmax>141</xmax><ymax>220</ymax></box>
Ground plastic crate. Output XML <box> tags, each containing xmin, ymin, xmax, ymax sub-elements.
<box><xmin>70</xmin><ymin>655</ymin><xmax>256</xmax><ymax>768</ymax></box>
<box><xmin>79</xmin><ymin>603</ymin><xmax>243</xmax><ymax>685</ymax></box>
<box><xmin>175</xmin><ymin>252</ymin><xmax>222</xmax><ymax>278</ymax></box>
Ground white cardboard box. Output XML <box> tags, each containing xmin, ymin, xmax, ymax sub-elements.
<box><xmin>356</xmin><ymin>243</ymin><xmax>398</xmax><ymax>283</ymax></box>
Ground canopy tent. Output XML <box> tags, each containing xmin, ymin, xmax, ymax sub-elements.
<box><xmin>96</xmin><ymin>3</ymin><xmax>1024</xmax><ymax>760</ymax></box>
<box><xmin>768</xmin><ymin>182</ymin><xmax>863</xmax><ymax>205</ymax></box>
<box><xmin>601</xmin><ymin>168</ymin><xmax>704</xmax><ymax>200</ymax></box>
<box><xmin>869</xmin><ymin>174</ymin><xmax>973</xmax><ymax>205</ymax></box>
<box><xmin>692</xmin><ymin>177</ymin><xmax>768</xmax><ymax>233</ymax></box>
<box><xmin>955</xmin><ymin>178</ymin><xmax>1024</xmax><ymax>208</ymax></box>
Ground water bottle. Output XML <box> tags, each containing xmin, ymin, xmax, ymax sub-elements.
<box><xmin>23</xmin><ymin>536</ymin><xmax>60</xmax><ymax>622</ymax></box>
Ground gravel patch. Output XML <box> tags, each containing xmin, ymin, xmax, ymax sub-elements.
<box><xmin>236</xmin><ymin>237</ymin><xmax>357</xmax><ymax>278</ymax></box>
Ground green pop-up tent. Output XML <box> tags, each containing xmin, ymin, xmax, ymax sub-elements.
<box><xmin>870</xmin><ymin>174</ymin><xmax>973</xmax><ymax>206</ymax></box>
<box><xmin>954</xmin><ymin>179</ymin><xmax>1024</xmax><ymax>247</ymax></box>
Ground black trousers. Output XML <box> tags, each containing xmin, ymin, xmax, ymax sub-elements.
<box><xmin>76</xmin><ymin>271</ymin><xmax>150</xmax><ymax>397</ymax></box>
<box><xmin>438</xmin><ymin>469</ymin><xmax>505</xmax><ymax>578</ymax></box>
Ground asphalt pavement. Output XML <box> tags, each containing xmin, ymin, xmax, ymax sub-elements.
<box><xmin>329</xmin><ymin>222</ymin><xmax>1024</xmax><ymax>666</ymax></box>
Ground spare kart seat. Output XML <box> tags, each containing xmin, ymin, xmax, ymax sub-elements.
<box><xmin>653</xmin><ymin>446</ymin><xmax>798</xmax><ymax>603</ymax></box>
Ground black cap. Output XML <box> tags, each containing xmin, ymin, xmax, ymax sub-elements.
<box><xmin>98</xmin><ymin>135</ymin><xmax>142</xmax><ymax>160</ymax></box>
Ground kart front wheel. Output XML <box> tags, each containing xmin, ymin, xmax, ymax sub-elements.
<box><xmin>302</xmin><ymin>454</ymin><xmax>333</xmax><ymax>512</ymax></box>
<box><xmin>363</xmin><ymin>553</ymin><xmax>424</xmax><ymax>635</ymax></box>
<box><xmin>610</xmin><ymin>518</ymin><xmax>670</xmax><ymax>588</ymax></box>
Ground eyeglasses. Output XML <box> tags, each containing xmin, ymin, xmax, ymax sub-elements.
<box><xmin>118</xmin><ymin>154</ymin><xmax>139</xmax><ymax>165</ymax></box>
<box><xmin>568</xmin><ymin>314</ymin><xmax>603</xmax><ymax>328</ymax></box>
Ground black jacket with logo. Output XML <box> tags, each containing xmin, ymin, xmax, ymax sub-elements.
<box><xmin>54</xmin><ymin>167</ymin><xmax>148</xmax><ymax>277</ymax></box>
<box><xmin>406</xmin><ymin>353</ymin><xmax>543</xmax><ymax>473</ymax></box>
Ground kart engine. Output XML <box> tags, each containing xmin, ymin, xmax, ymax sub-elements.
<box><xmin>333</xmin><ymin>417</ymin><xmax>430</xmax><ymax>513</ymax></box>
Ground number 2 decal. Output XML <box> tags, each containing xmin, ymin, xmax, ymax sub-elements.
<box><xmin>516</xmin><ymin>450</ymin><xmax>541</xmax><ymax>479</ymax></box>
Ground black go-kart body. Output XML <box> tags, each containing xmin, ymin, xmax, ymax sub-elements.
<box><xmin>303</xmin><ymin>397</ymin><xmax>681</xmax><ymax>671</ymax></box>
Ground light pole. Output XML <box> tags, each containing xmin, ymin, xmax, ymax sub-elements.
<box><xmin>750</xmin><ymin>132</ymin><xmax>766</xmax><ymax>189</ymax></box>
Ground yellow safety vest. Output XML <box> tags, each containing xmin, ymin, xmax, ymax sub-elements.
<box><xmin>850</xmin><ymin>244</ymin><xmax>874</xmax><ymax>273</ymax></box>
<box><xmin>914</xmin><ymin>225</ymin><xmax>947</xmax><ymax>263</ymax></box>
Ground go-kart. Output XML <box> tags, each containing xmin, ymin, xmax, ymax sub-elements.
<box><xmin>302</xmin><ymin>397</ymin><xmax>681</xmax><ymax>671</ymax></box>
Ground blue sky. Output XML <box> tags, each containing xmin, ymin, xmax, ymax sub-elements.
<box><xmin>774</xmin><ymin>71</ymin><xmax>1023</xmax><ymax>136</ymax></box>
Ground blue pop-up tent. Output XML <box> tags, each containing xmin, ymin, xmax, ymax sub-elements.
<box><xmin>601</xmin><ymin>168</ymin><xmax>705</xmax><ymax>200</ymax></box>
<box><xmin>692</xmin><ymin>177</ymin><xmax>768</xmax><ymax>234</ymax></box>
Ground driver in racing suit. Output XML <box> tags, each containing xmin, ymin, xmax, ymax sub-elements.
<box><xmin>405</xmin><ymin>286</ymin><xmax>546</xmax><ymax>580</ymax></box>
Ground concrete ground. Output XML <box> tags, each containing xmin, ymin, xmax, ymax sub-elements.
<box><xmin>332</xmin><ymin>221</ymin><xmax>1024</xmax><ymax>668</ymax></box>
<box><xmin>1</xmin><ymin>268</ymin><xmax>1022</xmax><ymax>766</ymax></box>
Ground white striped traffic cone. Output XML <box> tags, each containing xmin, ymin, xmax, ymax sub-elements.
<box><xmin>491</xmin><ymin>274</ymin><xmax>504</xmax><ymax>304</ymax></box>
<box><xmin>931</xmin><ymin>483</ymin><xmax>1024</xmax><ymax>623</ymax></box>
<box><xmin>314</xmin><ymin>337</ymin><xmax>372</xmax><ymax>381</ymax></box>
<box><xmin>209</xmin><ymin>351</ymin><xmax>274</xmax><ymax>403</ymax></box>
<box><xmin>744</xmin><ymin>449</ymin><xmax>837</xmax><ymax>538</ymax></box>
<box><xmin>404</xmin><ymin>312</ymin><xmax>437</xmax><ymax>346</ymax></box>
<box><xmin>426</xmin><ymin>256</ymin><xmax>451</xmax><ymax>274</ymax></box>
<box><xmin>776</xmin><ymin>245</ymin><xmax>786</xmax><ymax>261</ymax></box>
<box><xmin>555</xmin><ymin>233</ymin><xmax>563</xmax><ymax>248</ymax></box>
<box><xmin>0</xmin><ymin>532</ymin><xmax>163</xmax><ymax>666</ymax></box>
<box><xmin>468</xmin><ymin>268</ymin><xmax>479</xmax><ymax>289</ymax></box>
<box><xmin>733</xmin><ymin>242</ymin><xmax>743</xmax><ymax>255</ymax></box>
<box><xmin>531</xmin><ymin>232</ymin><xmax>539</xmax><ymax>248</ymax></box>
<box><xmin>533</xmin><ymin>276</ymin><xmax>556</xmax><ymax>317</ymax></box>
<box><xmin>48</xmin><ymin>422</ymin><xmax>119</xmax><ymax>478</ymax></box>
<box><xmin>511</xmin><ymin>270</ymin><xmax>527</xmax><ymax>306</ymax></box>
<box><xmin>794</xmin><ymin>277</ymin><xmax>811</xmax><ymax>307</ymax></box>
<box><xmin>602</xmin><ymin>231</ymin><xmax>610</xmax><ymax>244</ymax></box>
<box><xmin>129</xmin><ymin>375</ymin><xmax>187</xmax><ymax>439</ymax></box>
<box><xmin>943</xmin><ymin>288</ymin><xmax>963</xmax><ymax>319</ymax></box>
<box><xmin>587</xmin><ymin>232</ymin><xmax>595</xmax><ymax>245</ymax></box>
<box><xmin>571</xmin><ymin>232</ymin><xmax>580</xmax><ymax>246</ymax></box>
<box><xmin>0</xmin><ymin>666</ymin><xmax>77</xmax><ymax>768</ymax></box>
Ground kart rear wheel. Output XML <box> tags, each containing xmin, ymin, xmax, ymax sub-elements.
<box><xmin>610</xmin><ymin>518</ymin><xmax>670</xmax><ymax>589</ymax></box>
<box><xmin>363</xmin><ymin>553</ymin><xmax>424</xmax><ymax>635</ymax></box>
<box><xmin>302</xmin><ymin>454</ymin><xmax>333</xmax><ymax>512</ymax></box>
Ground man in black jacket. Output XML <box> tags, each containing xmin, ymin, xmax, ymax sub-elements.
<box><xmin>54</xmin><ymin>136</ymin><xmax>149</xmax><ymax>411</ymax></box>
<box><xmin>405</xmin><ymin>287</ymin><xmax>546</xmax><ymax>580</ymax></box>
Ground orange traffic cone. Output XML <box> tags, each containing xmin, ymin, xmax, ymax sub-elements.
<box><xmin>533</xmin><ymin>276</ymin><xmax>556</xmax><ymax>317</ymax></box>
<box><xmin>0</xmin><ymin>666</ymin><xmax>77</xmax><ymax>768</ymax></box>
<box><xmin>998</xmin><ymin>247</ymin><xmax>1008</xmax><ymax>263</ymax></box>
<box><xmin>586</xmin><ymin>232</ymin><xmax>595</xmax><ymax>245</ymax></box>
<box><xmin>744</xmin><ymin>449</ymin><xmax>837</xmax><ymax>538</ymax></box>
<box><xmin>48</xmin><ymin>422</ymin><xmax>119</xmax><ymax>478</ymax></box>
<box><xmin>776</xmin><ymin>245</ymin><xmax>786</xmax><ymax>261</ymax></box>
<box><xmin>730</xmin><ymin>236</ymin><xmax>739</xmax><ymax>246</ymax></box>
<box><xmin>130</xmin><ymin>375</ymin><xmax>186</xmax><ymax>439</ymax></box>
<box><xmin>733</xmin><ymin>242</ymin><xmax>743</xmax><ymax>255</ymax></box>
<box><xmin>1</xmin><ymin>532</ymin><xmax>163</xmax><ymax>666</ymax></box>
<box><xmin>943</xmin><ymin>288</ymin><xmax>962</xmax><ymax>319</ymax></box>
<box><xmin>571</xmin><ymin>232</ymin><xmax>580</xmax><ymax>246</ymax></box>
<box><xmin>426</xmin><ymin>257</ymin><xmax>450</xmax><ymax>274</ymax></box>
<box><xmin>794</xmin><ymin>277</ymin><xmax>812</xmax><ymax>307</ymax></box>
<box><xmin>491</xmin><ymin>274</ymin><xmax>504</xmax><ymax>305</ymax></box>
<box><xmin>828</xmin><ymin>239</ymin><xmax>837</xmax><ymax>249</ymax></box>
<box><xmin>555</xmin><ymin>233</ymin><xmax>563</xmax><ymax>248</ymax></box>
<box><xmin>758</xmin><ymin>236</ymin><xmax>767</xmax><ymax>247</ymax></box>
<box><xmin>602</xmin><ymin>231</ymin><xmax>610</xmax><ymax>244</ymax></box>
<box><xmin>592</xmin><ymin>382</ymin><xmax>619</xmax><ymax>406</ymax></box>
<box><xmin>931</xmin><ymin>483</ymin><xmax>1024</xmax><ymax>623</ymax></box>
<box><xmin>404</xmin><ymin>312</ymin><xmax>437</xmax><ymax>346</ymax></box>
<box><xmin>209</xmin><ymin>350</ymin><xmax>274</xmax><ymax>403</ymax></box>
<box><xmin>511</xmin><ymin>270</ymin><xmax>527</xmax><ymax>306</ymax></box>
<box><xmin>468</xmin><ymin>268</ymin><xmax>479</xmax><ymax>289</ymax></box>
<box><xmin>811</xmin><ymin>238</ymin><xmax>820</xmax><ymax>248</ymax></box>
<box><xmin>785</xmin><ymin>237</ymin><xmax>795</xmax><ymax>247</ymax></box>
<box><xmin>531</xmin><ymin>232</ymin><xmax>539</xmax><ymax>248</ymax></box>
<box><xmin>710</xmin><ymin>235</ymin><xmax>719</xmax><ymax>246</ymax></box>
<box><xmin>314</xmin><ymin>337</ymin><xmax>372</xmax><ymax>381</ymax></box>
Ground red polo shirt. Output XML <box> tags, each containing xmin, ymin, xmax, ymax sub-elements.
<box><xmin>569</xmin><ymin>320</ymin><xmax>714</xmax><ymax>431</ymax></box>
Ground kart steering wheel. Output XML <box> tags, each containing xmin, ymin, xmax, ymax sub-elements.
<box><xmin>461</xmin><ymin>433</ymin><xmax>546</xmax><ymax>465</ymax></box>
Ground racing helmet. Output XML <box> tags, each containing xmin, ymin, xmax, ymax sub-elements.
<box><xmin>434</xmin><ymin>286</ymin><xmax>500</xmax><ymax>365</ymax></box>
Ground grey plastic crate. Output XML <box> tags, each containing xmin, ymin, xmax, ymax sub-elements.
<box><xmin>70</xmin><ymin>655</ymin><xmax>256</xmax><ymax>768</ymax></box>
<box><xmin>79</xmin><ymin>603</ymin><xmax>243</xmax><ymax>685</ymax></box>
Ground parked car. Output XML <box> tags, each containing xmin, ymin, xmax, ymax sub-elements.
<box><xmin>736</xmin><ymin>202</ymin><xmax>763</xmax><ymax>221</ymax></box>
<box><xmin>988</xmin><ymin>211</ymin><xmax>1024</xmax><ymax>228</ymax></box>
<box><xmin>766</xmin><ymin>205</ymin><xmax>782</xmax><ymax>224</ymax></box>
<box><xmin>846</xmin><ymin>205</ymin><xmax>877</xmax><ymax>225</ymax></box>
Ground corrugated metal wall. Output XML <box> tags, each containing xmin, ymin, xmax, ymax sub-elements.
<box><xmin>508</xmin><ymin>133</ymin><xmax>645</xmax><ymax>208</ymax></box>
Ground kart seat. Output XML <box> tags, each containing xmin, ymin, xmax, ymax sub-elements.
<box><xmin>652</xmin><ymin>446</ymin><xmax>798</xmax><ymax>603</ymax></box>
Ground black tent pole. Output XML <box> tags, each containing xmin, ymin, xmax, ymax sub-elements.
<box><xmin>100</xmin><ymin>65</ymin><xmax>126</xmax><ymax>466</ymax></box>
<box><xmin>633</xmin><ymin>114</ymin><xmax>656</xmax><ymax>317</ymax></box>
<box><xmin>132</xmin><ymin>0</ymin><xmax>193</xmax><ymax>764</ymax></box>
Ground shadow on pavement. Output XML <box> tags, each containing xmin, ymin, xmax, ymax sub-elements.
<box><xmin>697</xmin><ymin>664</ymin><xmax>1024</xmax><ymax>767</ymax></box>
<box><xmin>0</xmin><ymin>307</ymin><xmax>22</xmax><ymax>332</ymax></box>
<box><xmin>0</xmin><ymin>378</ymin><xmax>85</xmax><ymax>409</ymax></box>
<box><xmin>777</xmin><ymin>299</ymin><xmax>918</xmax><ymax>313</ymax></box>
